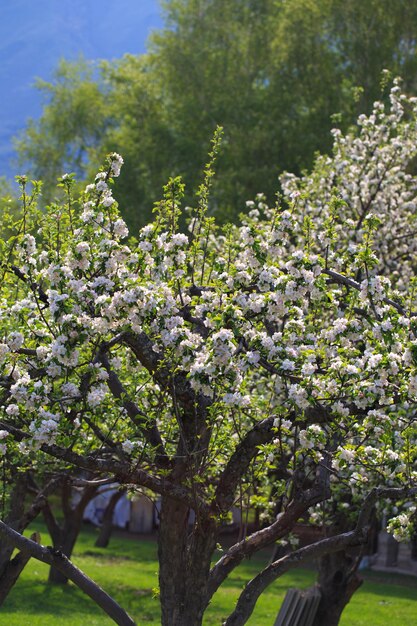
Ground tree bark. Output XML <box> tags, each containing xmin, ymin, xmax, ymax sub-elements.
<box><xmin>48</xmin><ymin>524</ymin><xmax>80</xmax><ymax>584</ymax></box>
<box><xmin>312</xmin><ymin>549</ymin><xmax>363</xmax><ymax>626</ymax></box>
<box><xmin>0</xmin><ymin>472</ymin><xmax>63</xmax><ymax>605</ymax></box>
<box><xmin>310</xmin><ymin>498</ymin><xmax>384</xmax><ymax>626</ymax></box>
<box><xmin>158</xmin><ymin>496</ymin><xmax>216</xmax><ymax>626</ymax></box>
<box><xmin>95</xmin><ymin>488</ymin><xmax>126</xmax><ymax>548</ymax></box>
<box><xmin>0</xmin><ymin>521</ymin><xmax>136</xmax><ymax>626</ymax></box>
<box><xmin>44</xmin><ymin>480</ymin><xmax>98</xmax><ymax>584</ymax></box>
<box><xmin>0</xmin><ymin>473</ymin><xmax>28</xmax><ymax>582</ymax></box>
<box><xmin>0</xmin><ymin>532</ymin><xmax>39</xmax><ymax>604</ymax></box>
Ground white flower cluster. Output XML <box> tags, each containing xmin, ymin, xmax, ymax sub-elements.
<box><xmin>280</xmin><ymin>81</ymin><xmax>417</xmax><ymax>291</ymax></box>
<box><xmin>387</xmin><ymin>510</ymin><xmax>415</xmax><ymax>542</ymax></box>
<box><xmin>109</xmin><ymin>153</ymin><xmax>124</xmax><ymax>177</ymax></box>
<box><xmin>0</xmin><ymin>430</ymin><xmax>9</xmax><ymax>455</ymax></box>
<box><xmin>28</xmin><ymin>409</ymin><xmax>61</xmax><ymax>448</ymax></box>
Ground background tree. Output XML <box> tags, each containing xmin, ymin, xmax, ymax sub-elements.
<box><xmin>0</xmin><ymin>464</ymin><xmax>58</xmax><ymax>605</ymax></box>
<box><xmin>280</xmin><ymin>77</ymin><xmax>417</xmax><ymax>289</ymax></box>
<box><xmin>94</xmin><ymin>485</ymin><xmax>127</xmax><ymax>548</ymax></box>
<box><xmin>276</xmin><ymin>78</ymin><xmax>417</xmax><ymax>625</ymax></box>
<box><xmin>15</xmin><ymin>0</ymin><xmax>417</xmax><ymax>231</ymax></box>
<box><xmin>41</xmin><ymin>475</ymin><xmax>103</xmax><ymax>584</ymax></box>
<box><xmin>17</xmin><ymin>59</ymin><xmax>109</xmax><ymax>186</ymax></box>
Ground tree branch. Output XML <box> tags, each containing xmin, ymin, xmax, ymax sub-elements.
<box><xmin>0</xmin><ymin>521</ymin><xmax>136</xmax><ymax>626</ymax></box>
<box><xmin>212</xmin><ymin>412</ymin><xmax>332</xmax><ymax>517</ymax></box>
<box><xmin>324</xmin><ymin>268</ymin><xmax>408</xmax><ymax>316</ymax></box>
<box><xmin>224</xmin><ymin>529</ymin><xmax>363</xmax><ymax>626</ymax></box>
<box><xmin>212</xmin><ymin>417</ymin><xmax>276</xmax><ymax>515</ymax></box>
<box><xmin>223</xmin><ymin>485</ymin><xmax>417</xmax><ymax>626</ymax></box>
<box><xmin>41</xmin><ymin>443</ymin><xmax>209</xmax><ymax>513</ymax></box>
<box><xmin>0</xmin><ymin>421</ymin><xmax>208</xmax><ymax>512</ymax></box>
<box><xmin>207</xmin><ymin>459</ymin><xmax>331</xmax><ymax>601</ymax></box>
<box><xmin>98</xmin><ymin>352</ymin><xmax>169</xmax><ymax>464</ymax></box>
<box><xmin>0</xmin><ymin>531</ymin><xmax>40</xmax><ymax>606</ymax></box>
<box><xmin>123</xmin><ymin>330</ymin><xmax>213</xmax><ymax>461</ymax></box>
<box><xmin>41</xmin><ymin>499</ymin><xmax>61</xmax><ymax>544</ymax></box>
<box><xmin>9</xmin><ymin>265</ymin><xmax>49</xmax><ymax>305</ymax></box>
<box><xmin>20</xmin><ymin>477</ymin><xmax>62</xmax><ymax>534</ymax></box>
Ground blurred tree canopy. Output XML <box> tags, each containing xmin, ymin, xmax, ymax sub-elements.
<box><xmin>15</xmin><ymin>0</ymin><xmax>417</xmax><ymax>230</ymax></box>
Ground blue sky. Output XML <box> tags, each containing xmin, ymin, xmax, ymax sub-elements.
<box><xmin>0</xmin><ymin>0</ymin><xmax>162</xmax><ymax>178</ymax></box>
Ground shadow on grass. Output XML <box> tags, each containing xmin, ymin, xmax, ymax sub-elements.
<box><xmin>1</xmin><ymin>578</ymin><xmax>158</xmax><ymax>624</ymax></box>
<box><xmin>27</xmin><ymin>519</ymin><xmax>159</xmax><ymax>562</ymax></box>
<box><xmin>2</xmin><ymin>579</ymin><xmax>102</xmax><ymax>617</ymax></box>
<box><xmin>362</xmin><ymin>568</ymin><xmax>417</xmax><ymax>589</ymax></box>
<box><xmin>81</xmin><ymin>550</ymin><xmax>137</xmax><ymax>562</ymax></box>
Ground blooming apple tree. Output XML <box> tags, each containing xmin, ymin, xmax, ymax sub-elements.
<box><xmin>0</xmin><ymin>119</ymin><xmax>416</xmax><ymax>626</ymax></box>
<box><xmin>281</xmin><ymin>78</ymin><xmax>417</xmax><ymax>290</ymax></box>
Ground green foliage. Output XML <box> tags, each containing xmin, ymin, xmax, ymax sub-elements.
<box><xmin>14</xmin><ymin>58</ymin><xmax>108</xmax><ymax>197</ymax></box>
<box><xmin>0</xmin><ymin>177</ymin><xmax>21</xmax><ymax>251</ymax></box>
<box><xmin>15</xmin><ymin>1</ymin><xmax>417</xmax><ymax>231</ymax></box>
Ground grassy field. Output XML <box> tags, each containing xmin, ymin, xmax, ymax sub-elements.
<box><xmin>0</xmin><ymin>522</ymin><xmax>416</xmax><ymax>625</ymax></box>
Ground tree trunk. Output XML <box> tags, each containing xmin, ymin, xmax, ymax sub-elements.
<box><xmin>0</xmin><ymin>544</ymin><xmax>16</xmax><ymax>583</ymax></box>
<box><xmin>48</xmin><ymin>524</ymin><xmax>80</xmax><ymax>584</ymax></box>
<box><xmin>158</xmin><ymin>496</ymin><xmax>216</xmax><ymax>626</ymax></box>
<box><xmin>95</xmin><ymin>488</ymin><xmax>126</xmax><ymax>548</ymax></box>
<box><xmin>312</xmin><ymin>549</ymin><xmax>363</xmax><ymax>626</ymax></box>
<box><xmin>44</xmin><ymin>479</ymin><xmax>99</xmax><ymax>584</ymax></box>
<box><xmin>0</xmin><ymin>472</ymin><xmax>28</xmax><ymax>581</ymax></box>
<box><xmin>0</xmin><ymin>532</ymin><xmax>39</xmax><ymax>604</ymax></box>
<box><xmin>0</xmin><ymin>472</ymin><xmax>31</xmax><ymax>603</ymax></box>
<box><xmin>0</xmin><ymin>472</ymin><xmax>60</xmax><ymax>604</ymax></box>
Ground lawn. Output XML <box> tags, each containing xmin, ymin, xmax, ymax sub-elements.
<box><xmin>1</xmin><ymin>522</ymin><xmax>416</xmax><ymax>625</ymax></box>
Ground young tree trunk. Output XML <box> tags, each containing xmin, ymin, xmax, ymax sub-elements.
<box><xmin>95</xmin><ymin>488</ymin><xmax>126</xmax><ymax>548</ymax></box>
<box><xmin>312</xmin><ymin>549</ymin><xmax>363</xmax><ymax>626</ymax></box>
<box><xmin>0</xmin><ymin>472</ymin><xmax>41</xmax><ymax>604</ymax></box>
<box><xmin>0</xmin><ymin>533</ymin><xmax>20</xmax><ymax>591</ymax></box>
<box><xmin>158</xmin><ymin>496</ymin><xmax>216</xmax><ymax>626</ymax></box>
<box><xmin>48</xmin><ymin>525</ymin><xmax>80</xmax><ymax>584</ymax></box>
<box><xmin>0</xmin><ymin>472</ymin><xmax>28</xmax><ymax>583</ymax></box>
<box><xmin>44</xmin><ymin>480</ymin><xmax>99</xmax><ymax>585</ymax></box>
<box><xmin>0</xmin><ymin>532</ymin><xmax>39</xmax><ymax>604</ymax></box>
<box><xmin>0</xmin><ymin>471</ymin><xmax>65</xmax><ymax>604</ymax></box>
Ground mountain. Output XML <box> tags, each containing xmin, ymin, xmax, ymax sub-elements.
<box><xmin>0</xmin><ymin>0</ymin><xmax>162</xmax><ymax>179</ymax></box>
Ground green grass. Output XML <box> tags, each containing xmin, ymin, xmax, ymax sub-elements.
<box><xmin>0</xmin><ymin>522</ymin><xmax>416</xmax><ymax>625</ymax></box>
